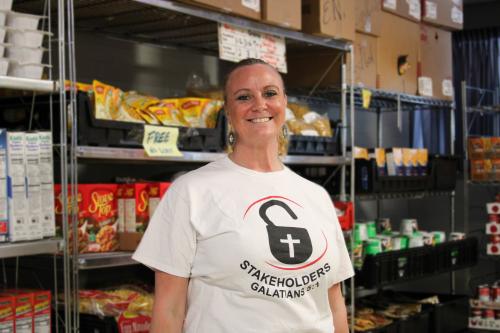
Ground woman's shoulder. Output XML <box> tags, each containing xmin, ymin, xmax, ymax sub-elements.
<box><xmin>168</xmin><ymin>157</ymin><xmax>230</xmax><ymax>193</ymax></box>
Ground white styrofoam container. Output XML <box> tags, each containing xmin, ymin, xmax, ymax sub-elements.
<box><xmin>0</xmin><ymin>57</ymin><xmax>8</xmax><ymax>75</ymax></box>
<box><xmin>6</xmin><ymin>11</ymin><xmax>43</xmax><ymax>31</ymax></box>
<box><xmin>6</xmin><ymin>45</ymin><xmax>44</xmax><ymax>64</ymax></box>
<box><xmin>0</xmin><ymin>0</ymin><xmax>13</xmax><ymax>11</ymax></box>
<box><xmin>6</xmin><ymin>28</ymin><xmax>49</xmax><ymax>48</ymax></box>
<box><xmin>8</xmin><ymin>60</ymin><xmax>48</xmax><ymax>79</ymax></box>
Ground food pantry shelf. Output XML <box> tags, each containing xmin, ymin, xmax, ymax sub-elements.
<box><xmin>0</xmin><ymin>239</ymin><xmax>62</xmax><ymax>259</ymax></box>
<box><xmin>76</xmin><ymin>146</ymin><xmax>352</xmax><ymax>166</ymax></box>
<box><xmin>77</xmin><ymin>251</ymin><xmax>137</xmax><ymax>270</ymax></box>
<box><xmin>356</xmin><ymin>191</ymin><xmax>454</xmax><ymax>201</ymax></box>
<box><xmin>0</xmin><ymin>76</ymin><xmax>57</xmax><ymax>92</ymax></box>
<box><xmin>468</xmin><ymin>181</ymin><xmax>500</xmax><ymax>187</ymax></box>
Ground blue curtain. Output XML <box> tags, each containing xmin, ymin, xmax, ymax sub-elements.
<box><xmin>452</xmin><ymin>28</ymin><xmax>500</xmax><ymax>150</ymax></box>
<box><xmin>411</xmin><ymin>107</ymin><xmax>451</xmax><ymax>155</ymax></box>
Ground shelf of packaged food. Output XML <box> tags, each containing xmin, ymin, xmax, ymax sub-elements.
<box><xmin>0</xmin><ymin>239</ymin><xmax>62</xmax><ymax>259</ymax></box>
<box><xmin>75</xmin><ymin>146</ymin><xmax>352</xmax><ymax>166</ymax></box>
<box><xmin>356</xmin><ymin>191</ymin><xmax>454</xmax><ymax>201</ymax></box>
<box><xmin>76</xmin><ymin>251</ymin><xmax>138</xmax><ymax>270</ymax></box>
<box><xmin>470</xmin><ymin>299</ymin><xmax>500</xmax><ymax>310</ymax></box>
<box><xmin>0</xmin><ymin>76</ymin><xmax>57</xmax><ymax>93</ymax></box>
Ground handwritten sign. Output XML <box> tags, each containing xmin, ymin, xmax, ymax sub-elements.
<box><xmin>218</xmin><ymin>23</ymin><xmax>287</xmax><ymax>73</ymax></box>
<box><xmin>142</xmin><ymin>125</ymin><xmax>183</xmax><ymax>157</ymax></box>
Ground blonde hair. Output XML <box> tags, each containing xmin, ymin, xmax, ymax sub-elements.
<box><xmin>224</xmin><ymin>58</ymin><xmax>289</xmax><ymax>156</ymax></box>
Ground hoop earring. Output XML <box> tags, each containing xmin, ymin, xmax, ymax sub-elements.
<box><xmin>228</xmin><ymin>131</ymin><xmax>236</xmax><ymax>146</ymax></box>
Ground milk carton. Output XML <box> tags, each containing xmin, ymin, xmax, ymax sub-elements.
<box><xmin>6</xmin><ymin>132</ymin><xmax>29</xmax><ymax>241</ymax></box>
<box><xmin>38</xmin><ymin>132</ymin><xmax>55</xmax><ymax>237</ymax></box>
<box><xmin>24</xmin><ymin>132</ymin><xmax>43</xmax><ymax>240</ymax></box>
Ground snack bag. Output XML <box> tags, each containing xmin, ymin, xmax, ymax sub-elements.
<box><xmin>178</xmin><ymin>98</ymin><xmax>210</xmax><ymax>127</ymax></box>
<box><xmin>288</xmin><ymin>103</ymin><xmax>311</xmax><ymax>119</ymax></box>
<box><xmin>200</xmin><ymin>100</ymin><xmax>223</xmax><ymax>128</ymax></box>
<box><xmin>402</xmin><ymin>148</ymin><xmax>413</xmax><ymax>176</ymax></box>
<box><xmin>375</xmin><ymin>148</ymin><xmax>387</xmax><ymax>176</ymax></box>
<box><xmin>353</xmin><ymin>147</ymin><xmax>369</xmax><ymax>160</ymax></box>
<box><xmin>301</xmin><ymin>111</ymin><xmax>332</xmax><ymax>137</ymax></box>
<box><xmin>286</xmin><ymin>118</ymin><xmax>318</xmax><ymax>136</ymax></box>
<box><xmin>121</xmin><ymin>92</ymin><xmax>161</xmax><ymax>125</ymax></box>
<box><xmin>93</xmin><ymin>80</ymin><xmax>122</xmax><ymax>121</ymax></box>
<box><xmin>417</xmin><ymin>149</ymin><xmax>428</xmax><ymax>176</ymax></box>
<box><xmin>468</xmin><ymin>137</ymin><xmax>486</xmax><ymax>159</ymax></box>
<box><xmin>149</xmin><ymin>99</ymin><xmax>188</xmax><ymax>126</ymax></box>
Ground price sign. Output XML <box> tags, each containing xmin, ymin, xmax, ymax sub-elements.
<box><xmin>218</xmin><ymin>23</ymin><xmax>287</xmax><ymax>73</ymax></box>
<box><xmin>142</xmin><ymin>125</ymin><xmax>183</xmax><ymax>157</ymax></box>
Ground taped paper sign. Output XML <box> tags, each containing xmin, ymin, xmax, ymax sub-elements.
<box><xmin>143</xmin><ymin>125</ymin><xmax>183</xmax><ymax>157</ymax></box>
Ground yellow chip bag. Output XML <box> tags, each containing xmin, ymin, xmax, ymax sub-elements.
<box><xmin>179</xmin><ymin>98</ymin><xmax>211</xmax><ymax>127</ymax></box>
<box><xmin>149</xmin><ymin>99</ymin><xmax>188</xmax><ymax>127</ymax></box>
<box><xmin>93</xmin><ymin>80</ymin><xmax>122</xmax><ymax>121</ymax></box>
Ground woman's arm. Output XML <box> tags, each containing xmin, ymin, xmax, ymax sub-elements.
<box><xmin>328</xmin><ymin>283</ymin><xmax>349</xmax><ymax>333</ymax></box>
<box><xmin>150</xmin><ymin>271</ymin><xmax>189</xmax><ymax>333</ymax></box>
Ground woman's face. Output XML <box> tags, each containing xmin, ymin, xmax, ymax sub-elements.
<box><xmin>225</xmin><ymin>64</ymin><xmax>287</xmax><ymax>149</ymax></box>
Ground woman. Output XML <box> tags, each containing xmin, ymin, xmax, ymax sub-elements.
<box><xmin>132</xmin><ymin>58</ymin><xmax>354</xmax><ymax>333</ymax></box>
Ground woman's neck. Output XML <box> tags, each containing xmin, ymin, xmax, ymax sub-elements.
<box><xmin>229</xmin><ymin>144</ymin><xmax>283</xmax><ymax>172</ymax></box>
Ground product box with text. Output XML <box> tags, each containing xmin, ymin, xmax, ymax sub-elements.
<box><xmin>124</xmin><ymin>183</ymin><xmax>149</xmax><ymax>233</ymax></box>
<box><xmin>38</xmin><ymin>132</ymin><xmax>55</xmax><ymax>237</ymax></box>
<box><xmin>24</xmin><ymin>133</ymin><xmax>43</xmax><ymax>240</ymax></box>
<box><xmin>0</xmin><ymin>295</ymin><xmax>15</xmax><ymax>333</ymax></box>
<box><xmin>6</xmin><ymin>132</ymin><xmax>29</xmax><ymax>242</ymax></box>
<box><xmin>0</xmin><ymin>291</ymin><xmax>34</xmax><ymax>333</ymax></box>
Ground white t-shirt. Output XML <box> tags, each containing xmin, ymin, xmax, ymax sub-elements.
<box><xmin>132</xmin><ymin>156</ymin><xmax>354</xmax><ymax>333</ymax></box>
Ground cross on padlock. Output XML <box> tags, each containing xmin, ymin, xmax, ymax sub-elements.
<box><xmin>259</xmin><ymin>199</ymin><xmax>313</xmax><ymax>265</ymax></box>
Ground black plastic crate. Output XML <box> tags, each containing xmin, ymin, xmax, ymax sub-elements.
<box><xmin>79</xmin><ymin>313</ymin><xmax>119</xmax><ymax>333</ymax></box>
<box><xmin>358</xmin><ymin>246</ymin><xmax>434</xmax><ymax>289</ymax></box>
<box><xmin>355</xmin><ymin>159</ymin><xmax>432</xmax><ymax>194</ymax></box>
<box><xmin>397</xmin><ymin>309</ymin><xmax>431</xmax><ymax>333</ymax></box>
<box><xmin>431</xmin><ymin>155</ymin><xmax>459</xmax><ymax>191</ymax></box>
<box><xmin>435</xmin><ymin>237</ymin><xmax>479</xmax><ymax>273</ymax></box>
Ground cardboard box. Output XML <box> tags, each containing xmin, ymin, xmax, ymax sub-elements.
<box><xmin>418</xmin><ymin>25</ymin><xmax>453</xmax><ymax>100</ymax></box>
<box><xmin>382</xmin><ymin>0</ymin><xmax>421</xmax><ymax>22</ymax></box>
<box><xmin>183</xmin><ymin>0</ymin><xmax>261</xmax><ymax>20</ymax></box>
<box><xmin>32</xmin><ymin>290</ymin><xmax>51</xmax><ymax>333</ymax></box>
<box><xmin>117</xmin><ymin>184</ymin><xmax>125</xmax><ymax>233</ymax></box>
<box><xmin>24</xmin><ymin>133</ymin><xmax>43</xmax><ymax>240</ymax></box>
<box><xmin>355</xmin><ymin>0</ymin><xmax>382</xmax><ymax>36</ymax></box>
<box><xmin>124</xmin><ymin>183</ymin><xmax>149</xmax><ymax>233</ymax></box>
<box><xmin>6</xmin><ymin>132</ymin><xmax>29</xmax><ymax>242</ymax></box>
<box><xmin>0</xmin><ymin>129</ymin><xmax>7</xmax><ymax>242</ymax></box>
<box><xmin>377</xmin><ymin>11</ymin><xmax>419</xmax><ymax>94</ymax></box>
<box><xmin>302</xmin><ymin>0</ymin><xmax>355</xmax><ymax>41</ymax></box>
<box><xmin>0</xmin><ymin>295</ymin><xmax>15</xmax><ymax>333</ymax></box>
<box><xmin>262</xmin><ymin>0</ymin><xmax>301</xmax><ymax>30</ymax></box>
<box><xmin>351</xmin><ymin>32</ymin><xmax>377</xmax><ymax>88</ymax></box>
<box><xmin>38</xmin><ymin>132</ymin><xmax>55</xmax><ymax>238</ymax></box>
<box><xmin>118</xmin><ymin>232</ymin><xmax>143</xmax><ymax>251</ymax></box>
<box><xmin>422</xmin><ymin>0</ymin><xmax>463</xmax><ymax>30</ymax></box>
<box><xmin>0</xmin><ymin>291</ymin><xmax>34</xmax><ymax>333</ymax></box>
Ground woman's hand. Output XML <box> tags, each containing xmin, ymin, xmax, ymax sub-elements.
<box><xmin>328</xmin><ymin>283</ymin><xmax>349</xmax><ymax>333</ymax></box>
<box><xmin>150</xmin><ymin>271</ymin><xmax>189</xmax><ymax>333</ymax></box>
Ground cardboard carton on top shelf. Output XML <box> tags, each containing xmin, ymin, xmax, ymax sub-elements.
<box><xmin>377</xmin><ymin>11</ymin><xmax>419</xmax><ymax>94</ymax></box>
<box><xmin>261</xmin><ymin>0</ymin><xmax>301</xmax><ymax>30</ymax></box>
<box><xmin>418</xmin><ymin>24</ymin><xmax>453</xmax><ymax>100</ymax></box>
<box><xmin>302</xmin><ymin>0</ymin><xmax>355</xmax><ymax>42</ymax></box>
<box><xmin>355</xmin><ymin>0</ymin><xmax>382</xmax><ymax>36</ymax></box>
<box><xmin>181</xmin><ymin>0</ymin><xmax>261</xmax><ymax>20</ymax></box>
<box><xmin>422</xmin><ymin>0</ymin><xmax>463</xmax><ymax>30</ymax></box>
<box><xmin>285</xmin><ymin>32</ymin><xmax>377</xmax><ymax>89</ymax></box>
<box><xmin>382</xmin><ymin>0</ymin><xmax>421</xmax><ymax>22</ymax></box>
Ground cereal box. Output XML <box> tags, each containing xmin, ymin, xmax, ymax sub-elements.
<box><xmin>24</xmin><ymin>132</ymin><xmax>43</xmax><ymax>240</ymax></box>
<box><xmin>0</xmin><ymin>129</ymin><xmax>8</xmax><ymax>242</ymax></box>
<box><xmin>0</xmin><ymin>291</ymin><xmax>34</xmax><ymax>333</ymax></box>
<box><xmin>117</xmin><ymin>185</ymin><xmax>126</xmax><ymax>233</ymax></box>
<box><xmin>124</xmin><ymin>183</ymin><xmax>149</xmax><ymax>233</ymax></box>
<box><xmin>6</xmin><ymin>132</ymin><xmax>29</xmax><ymax>241</ymax></box>
<box><xmin>0</xmin><ymin>295</ymin><xmax>14</xmax><ymax>333</ymax></box>
<box><xmin>38</xmin><ymin>132</ymin><xmax>56</xmax><ymax>237</ymax></box>
<box><xmin>159</xmin><ymin>182</ymin><xmax>171</xmax><ymax>198</ymax></box>
<box><xmin>54</xmin><ymin>184</ymin><xmax>118</xmax><ymax>253</ymax></box>
<box><xmin>33</xmin><ymin>290</ymin><xmax>51</xmax><ymax>333</ymax></box>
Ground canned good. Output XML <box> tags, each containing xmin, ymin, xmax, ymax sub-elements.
<box><xmin>432</xmin><ymin>231</ymin><xmax>446</xmax><ymax>244</ymax></box>
<box><xmin>491</xmin><ymin>285</ymin><xmax>500</xmax><ymax>303</ymax></box>
<box><xmin>376</xmin><ymin>235</ymin><xmax>393</xmax><ymax>252</ymax></box>
<box><xmin>422</xmin><ymin>231</ymin><xmax>434</xmax><ymax>246</ymax></box>
<box><xmin>483</xmin><ymin>309</ymin><xmax>495</xmax><ymax>319</ymax></box>
<box><xmin>354</xmin><ymin>223</ymin><xmax>369</xmax><ymax>242</ymax></box>
<box><xmin>366</xmin><ymin>221</ymin><xmax>377</xmax><ymax>238</ymax></box>
<box><xmin>450</xmin><ymin>232</ymin><xmax>466</xmax><ymax>241</ymax></box>
<box><xmin>471</xmin><ymin>307</ymin><xmax>482</xmax><ymax>320</ymax></box>
<box><xmin>401</xmin><ymin>218</ymin><xmax>418</xmax><ymax>236</ymax></box>
<box><xmin>489</xmin><ymin>214</ymin><xmax>499</xmax><ymax>222</ymax></box>
<box><xmin>377</xmin><ymin>218</ymin><xmax>392</xmax><ymax>233</ymax></box>
<box><xmin>409</xmin><ymin>233</ymin><xmax>424</xmax><ymax>248</ymax></box>
<box><xmin>490</xmin><ymin>235</ymin><xmax>500</xmax><ymax>244</ymax></box>
<box><xmin>364</xmin><ymin>238</ymin><xmax>382</xmax><ymax>255</ymax></box>
<box><xmin>393</xmin><ymin>235</ymin><xmax>409</xmax><ymax>250</ymax></box>
<box><xmin>478</xmin><ymin>284</ymin><xmax>491</xmax><ymax>302</ymax></box>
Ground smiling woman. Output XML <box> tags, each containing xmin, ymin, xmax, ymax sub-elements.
<box><xmin>132</xmin><ymin>58</ymin><xmax>353</xmax><ymax>333</ymax></box>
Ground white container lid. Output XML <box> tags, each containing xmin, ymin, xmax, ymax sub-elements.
<box><xmin>0</xmin><ymin>0</ymin><xmax>13</xmax><ymax>11</ymax></box>
<box><xmin>6</xmin><ymin>11</ymin><xmax>45</xmax><ymax>31</ymax></box>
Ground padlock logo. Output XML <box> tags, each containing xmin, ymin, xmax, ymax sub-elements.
<box><xmin>259</xmin><ymin>199</ymin><xmax>313</xmax><ymax>265</ymax></box>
